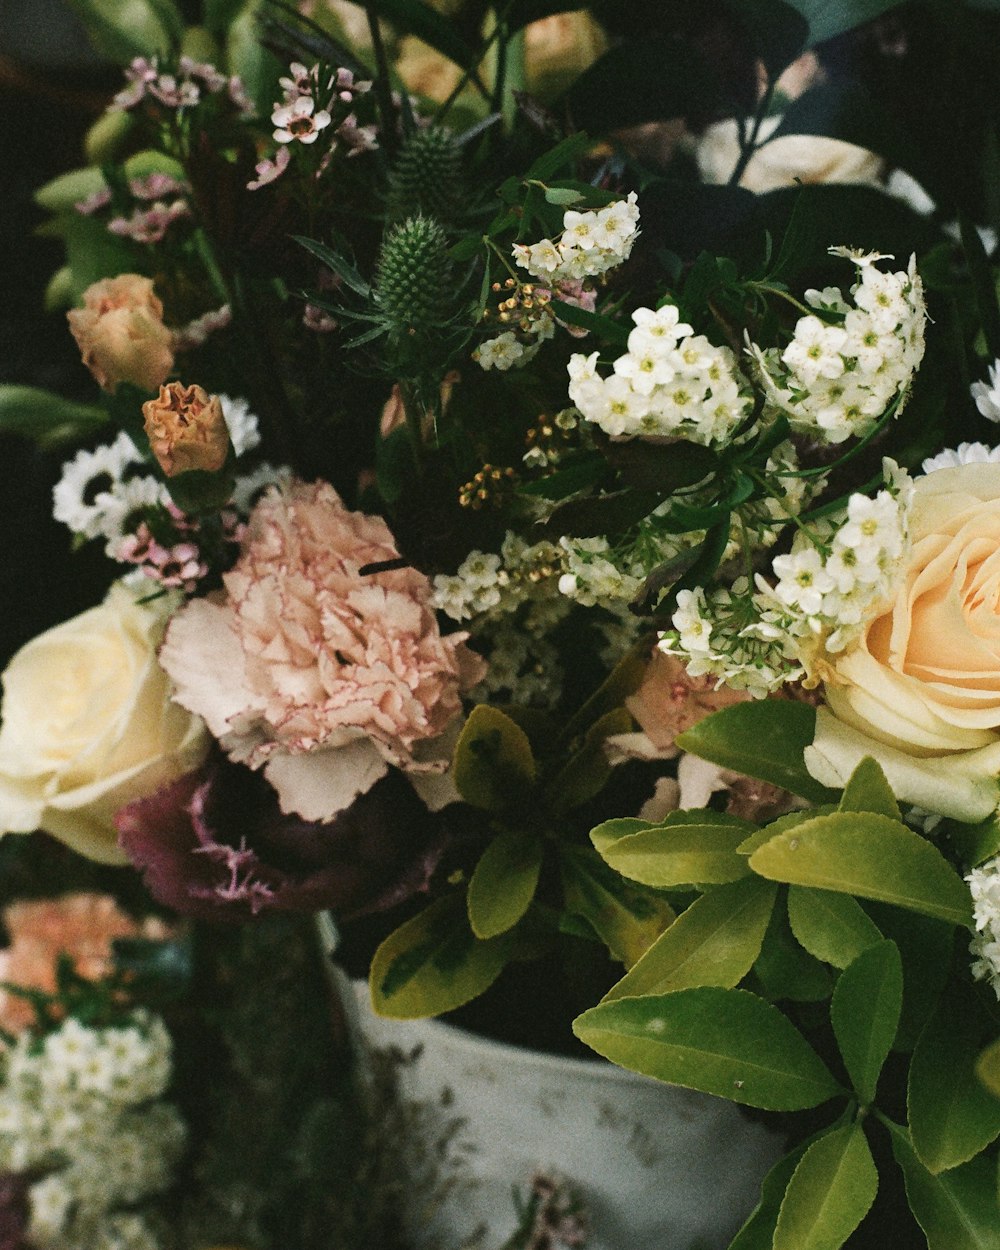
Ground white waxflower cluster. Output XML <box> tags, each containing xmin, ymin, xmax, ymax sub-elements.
<box><xmin>567</xmin><ymin>306</ymin><xmax>752</xmax><ymax>445</ymax></box>
<box><xmin>0</xmin><ymin>1011</ymin><xmax>184</xmax><ymax>1250</ymax></box>
<box><xmin>512</xmin><ymin>193</ymin><xmax>640</xmax><ymax>284</ymax></box>
<box><xmin>661</xmin><ymin>464</ymin><xmax>913</xmax><ymax>694</ymax></box>
<box><xmin>748</xmin><ymin>249</ymin><xmax>926</xmax><ymax>445</ymax></box>
<box><xmin>968</xmin><ymin>856</ymin><xmax>1000</xmax><ymax>999</ymax></box>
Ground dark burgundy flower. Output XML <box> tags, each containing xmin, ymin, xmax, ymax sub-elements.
<box><xmin>115</xmin><ymin>757</ymin><xmax>450</xmax><ymax>923</ymax></box>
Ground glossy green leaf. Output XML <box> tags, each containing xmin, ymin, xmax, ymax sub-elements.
<box><xmin>452</xmin><ymin>705</ymin><xmax>537</xmax><ymax>812</ymax></box>
<box><xmin>838</xmin><ymin>756</ymin><xmax>901</xmax><ymax>821</ymax></box>
<box><xmin>786</xmin><ymin>0</ymin><xmax>906</xmax><ymax>48</ymax></box>
<box><xmin>773</xmin><ymin>1121</ymin><xmax>878</xmax><ymax>1250</ymax></box>
<box><xmin>573</xmin><ymin>987</ymin><xmax>843</xmax><ymax>1110</ymax></box>
<box><xmin>591</xmin><ymin>816</ymin><xmax>655</xmax><ymax>858</ymax></box>
<box><xmin>540</xmin><ymin>487</ymin><xmax>662</xmax><ymax>540</ymax></box>
<box><xmin>867</xmin><ymin>903</ymin><xmax>954</xmax><ymax>1053</ymax></box>
<box><xmin>561</xmin><ymin>848</ymin><xmax>674</xmax><ymax>969</ymax></box>
<box><xmin>677</xmin><ymin>701</ymin><xmax>838</xmax><ymax>804</ymax></box>
<box><xmin>947</xmin><ymin>814</ymin><xmax>1000</xmax><ymax>870</ymax></box>
<box><xmin>603</xmin><ymin>876</ymin><xmax>777</xmax><ymax>1001</ymax></box>
<box><xmin>909</xmin><ymin>985</ymin><xmax>1000</xmax><ymax>1174</ymax></box>
<box><xmin>831</xmin><ymin>941</ymin><xmax>903</xmax><ymax>1105</ymax></box>
<box><xmin>0</xmin><ymin>386</ymin><xmax>106</xmax><ymax>448</ymax></box>
<box><xmin>599</xmin><ymin>436</ymin><xmax>718</xmax><ymax>494</ymax></box>
<box><xmin>370</xmin><ymin>895</ymin><xmax>512</xmax><ymax>1019</ymax></box>
<box><xmin>975</xmin><ymin>1038</ymin><xmax>1000</xmax><ymax>1101</ymax></box>
<box><xmin>748</xmin><ymin>811</ymin><xmax>974</xmax><ymax>927</ymax></box>
<box><xmin>545</xmin><ymin>707</ymin><xmax>633</xmax><ymax>816</ymax></box>
<box><xmin>738</xmin><ymin>808</ymin><xmax>836</xmax><ymax>857</ymax></box>
<box><xmin>754</xmin><ymin>898</ymin><xmax>832</xmax><ymax>1004</ymax></box>
<box><xmin>888</xmin><ymin>1121</ymin><xmax>1000</xmax><ymax>1250</ymax></box>
<box><xmin>787</xmin><ymin>886</ymin><xmax>883</xmax><ymax>969</ymax></box>
<box><xmin>599</xmin><ymin>815</ymin><xmax>755</xmax><ymax>888</ymax></box>
<box><xmin>467</xmin><ymin>829</ymin><xmax>543</xmax><ymax>940</ymax></box>
<box><xmin>729</xmin><ymin>1134</ymin><xmax>822</xmax><ymax>1250</ymax></box>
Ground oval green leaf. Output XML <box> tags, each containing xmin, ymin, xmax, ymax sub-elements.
<box><xmin>773</xmin><ymin>1121</ymin><xmax>878</xmax><ymax>1250</ymax></box>
<box><xmin>831</xmin><ymin>940</ymin><xmax>903</xmax><ymax>1105</ymax></box>
<box><xmin>600</xmin><ymin>819</ymin><xmax>754</xmax><ymax>888</ymax></box>
<box><xmin>573</xmin><ymin>986</ymin><xmax>843</xmax><ymax>1110</ymax></box>
<box><xmin>749</xmin><ymin>811</ymin><xmax>973</xmax><ymax>927</ymax></box>
<box><xmin>561</xmin><ymin>847</ymin><xmax>673</xmax><ymax>968</ymax></box>
<box><xmin>603</xmin><ymin>876</ymin><xmax>778</xmax><ymax>1001</ymax></box>
<box><xmin>467</xmin><ymin>828</ymin><xmax>543</xmax><ymax>940</ymax></box>
<box><xmin>888</xmin><ymin>1122</ymin><xmax>1000</xmax><ymax>1250</ymax></box>
<box><xmin>909</xmin><ymin>985</ymin><xmax>1000</xmax><ymax>1174</ymax></box>
<box><xmin>838</xmin><ymin>756</ymin><xmax>901</xmax><ymax>820</ymax></box>
<box><xmin>452</xmin><ymin>705</ymin><xmax>537</xmax><ymax>812</ymax></box>
<box><xmin>370</xmin><ymin>895</ymin><xmax>513</xmax><ymax>1019</ymax></box>
<box><xmin>787</xmin><ymin>886</ymin><xmax>883</xmax><ymax>969</ymax></box>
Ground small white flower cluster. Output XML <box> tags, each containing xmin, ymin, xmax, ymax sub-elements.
<box><xmin>557</xmin><ymin>536</ymin><xmax>644</xmax><ymax>607</ymax></box>
<box><xmin>52</xmin><ymin>397</ymin><xmax>277</xmax><ymax>561</ymax></box>
<box><xmin>660</xmin><ymin>464</ymin><xmax>913</xmax><ymax>693</ymax></box>
<box><xmin>473</xmin><ymin>319</ymin><xmax>553</xmax><ymax>372</ymax></box>
<box><xmin>968</xmin><ymin>855</ymin><xmax>1000</xmax><ymax>999</ymax></box>
<box><xmin>432</xmin><ymin>533</ymin><xmax>564</xmax><ymax>623</ymax></box>
<box><xmin>567</xmin><ymin>305</ymin><xmax>752</xmax><ymax>445</ymax></box>
<box><xmin>0</xmin><ymin>1011</ymin><xmax>184</xmax><ymax>1250</ymax></box>
<box><xmin>748</xmin><ymin>249</ymin><xmax>926</xmax><ymax>444</ymax></box>
<box><xmin>512</xmin><ymin>193</ymin><xmax>640</xmax><ymax>284</ymax></box>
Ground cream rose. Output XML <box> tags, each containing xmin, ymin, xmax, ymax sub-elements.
<box><xmin>0</xmin><ymin>583</ymin><xmax>209</xmax><ymax>863</ymax></box>
<box><xmin>805</xmin><ymin>461</ymin><xmax>1000</xmax><ymax>820</ymax></box>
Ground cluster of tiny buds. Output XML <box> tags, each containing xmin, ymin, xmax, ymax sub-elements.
<box><xmin>485</xmin><ymin>278</ymin><xmax>553</xmax><ymax>332</ymax></box>
<box><xmin>458</xmin><ymin>464</ymin><xmax>517</xmax><ymax>509</ymax></box>
<box><xmin>524</xmin><ymin>409</ymin><xmax>579</xmax><ymax>469</ymax></box>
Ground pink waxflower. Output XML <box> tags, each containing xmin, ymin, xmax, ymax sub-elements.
<box><xmin>272</xmin><ymin>95</ymin><xmax>332</xmax><ymax>144</ymax></box>
<box><xmin>107</xmin><ymin>199</ymin><xmax>190</xmax><ymax>244</ymax></box>
<box><xmin>159</xmin><ymin>480</ymin><xmax>486</xmax><ymax>821</ymax></box>
<box><xmin>247</xmin><ymin>144</ymin><xmax>292</xmax><ymax>191</ymax></box>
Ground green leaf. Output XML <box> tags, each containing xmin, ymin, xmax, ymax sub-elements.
<box><xmin>975</xmin><ymin>1038</ymin><xmax>1000</xmax><ymax>1101</ymax></box>
<box><xmin>545</xmin><ymin>707</ymin><xmax>632</xmax><ymax>816</ymax></box>
<box><xmin>773</xmin><ymin>1121</ymin><xmax>878</xmax><ymax>1250</ymax></box>
<box><xmin>293</xmin><ymin>236</ymin><xmax>371</xmax><ymax>298</ymax></box>
<box><xmin>602</xmin><ymin>876</ymin><xmax>777</xmax><ymax>1002</ymax></box>
<box><xmin>0</xmin><ymin>386</ymin><xmax>106</xmax><ymax>448</ymax></box>
<box><xmin>598</xmin><ymin>815</ymin><xmax>755</xmax><ymax>888</ymax></box>
<box><xmin>676</xmin><ymin>701</ymin><xmax>839</xmax><ymax>805</ymax></box>
<box><xmin>540</xmin><ymin>487</ymin><xmax>662</xmax><ymax>540</ymax></box>
<box><xmin>560</xmin><ymin>847</ymin><xmax>674</xmax><ymax>969</ymax></box>
<box><xmin>787</xmin><ymin>885</ymin><xmax>883</xmax><ymax>969</ymax></box>
<box><xmin>452</xmin><ymin>705</ymin><xmax>537</xmax><ymax>812</ymax></box>
<box><xmin>831</xmin><ymin>941</ymin><xmax>903</xmax><ymax>1105</ymax></box>
<box><xmin>591</xmin><ymin>816</ymin><xmax>655</xmax><ymax>858</ymax></box>
<box><xmin>573</xmin><ymin>986</ymin><xmax>843</xmax><ymax>1111</ymax></box>
<box><xmin>754</xmin><ymin>898</ymin><xmax>832</xmax><ymax>1004</ymax></box>
<box><xmin>467</xmin><ymin>829</ymin><xmax>543</xmax><ymax>940</ymax></box>
<box><xmin>909</xmin><ymin>985</ymin><xmax>1000</xmax><ymax>1174</ymax></box>
<box><xmin>729</xmin><ymin>1135</ymin><xmax>822</xmax><ymax>1250</ymax></box>
<box><xmin>888</xmin><ymin>1121</ymin><xmax>1000</xmax><ymax>1250</ymax></box>
<box><xmin>562</xmin><ymin>37</ymin><xmax>719</xmax><ymax>132</ymax></box>
<box><xmin>524</xmin><ymin>132</ymin><xmax>593</xmax><ymax>182</ymax></box>
<box><xmin>721</xmin><ymin>0</ymin><xmax>809</xmax><ymax>79</ymax></box>
<box><xmin>34</xmin><ymin>167</ymin><xmax>107</xmax><ymax>213</ymax></box>
<box><xmin>64</xmin><ymin>0</ymin><xmax>177</xmax><ymax>59</ymax></box>
<box><xmin>867</xmin><ymin>903</ymin><xmax>954</xmax><ymax>1054</ymax></box>
<box><xmin>739</xmin><ymin>808</ymin><xmax>837</xmax><ymax>857</ymax></box>
<box><xmin>370</xmin><ymin>895</ymin><xmax>513</xmax><ymax>1019</ymax></box>
<box><xmin>786</xmin><ymin>0</ymin><xmax>906</xmax><ymax>48</ymax></box>
<box><xmin>748</xmin><ymin>811</ymin><xmax>974</xmax><ymax>927</ymax></box>
<box><xmin>599</xmin><ymin>435</ymin><xmax>718</xmax><ymax>494</ymax></box>
<box><xmin>557</xmin><ymin>636</ymin><xmax>651</xmax><ymax>747</ymax></box>
<box><xmin>947</xmin><ymin>814</ymin><xmax>1000</xmax><ymax>870</ymax></box>
<box><xmin>547</xmin><ymin>300</ymin><xmax>630</xmax><ymax>345</ymax></box>
<box><xmin>838</xmin><ymin>756</ymin><xmax>901</xmax><ymax>821</ymax></box>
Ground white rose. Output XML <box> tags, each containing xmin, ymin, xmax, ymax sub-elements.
<box><xmin>0</xmin><ymin>582</ymin><xmax>209</xmax><ymax>863</ymax></box>
<box><xmin>697</xmin><ymin>116</ymin><xmax>884</xmax><ymax>194</ymax></box>
<box><xmin>805</xmin><ymin>462</ymin><xmax>1000</xmax><ymax>820</ymax></box>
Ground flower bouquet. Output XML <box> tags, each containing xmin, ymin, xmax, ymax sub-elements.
<box><xmin>5</xmin><ymin>0</ymin><xmax>1000</xmax><ymax>1246</ymax></box>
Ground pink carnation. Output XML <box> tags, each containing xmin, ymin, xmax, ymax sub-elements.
<box><xmin>159</xmin><ymin>480</ymin><xmax>486</xmax><ymax>821</ymax></box>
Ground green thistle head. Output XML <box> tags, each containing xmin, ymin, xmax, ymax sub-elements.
<box><xmin>386</xmin><ymin>127</ymin><xmax>463</xmax><ymax>223</ymax></box>
<box><xmin>373</xmin><ymin>215</ymin><xmax>454</xmax><ymax>339</ymax></box>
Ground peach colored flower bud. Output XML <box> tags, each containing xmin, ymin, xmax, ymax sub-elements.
<box><xmin>67</xmin><ymin>274</ymin><xmax>175</xmax><ymax>393</ymax></box>
<box><xmin>143</xmin><ymin>381</ymin><xmax>230</xmax><ymax>476</ymax></box>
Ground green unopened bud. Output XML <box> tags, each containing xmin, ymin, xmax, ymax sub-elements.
<box><xmin>374</xmin><ymin>216</ymin><xmax>454</xmax><ymax>336</ymax></box>
<box><xmin>84</xmin><ymin>109</ymin><xmax>135</xmax><ymax>165</ymax></box>
<box><xmin>386</xmin><ymin>127</ymin><xmax>464</xmax><ymax>223</ymax></box>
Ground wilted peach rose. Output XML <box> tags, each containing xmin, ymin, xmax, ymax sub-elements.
<box><xmin>142</xmin><ymin>381</ymin><xmax>230</xmax><ymax>476</ymax></box>
<box><xmin>67</xmin><ymin>274</ymin><xmax>175</xmax><ymax>393</ymax></box>
<box><xmin>0</xmin><ymin>893</ymin><xmax>169</xmax><ymax>1035</ymax></box>
<box><xmin>159</xmin><ymin>480</ymin><xmax>486</xmax><ymax>822</ymax></box>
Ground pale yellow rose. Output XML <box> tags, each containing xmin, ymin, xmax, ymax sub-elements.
<box><xmin>0</xmin><ymin>583</ymin><xmax>209</xmax><ymax>863</ymax></box>
<box><xmin>805</xmin><ymin>461</ymin><xmax>1000</xmax><ymax>821</ymax></box>
<box><xmin>697</xmin><ymin>115</ymin><xmax>884</xmax><ymax>194</ymax></box>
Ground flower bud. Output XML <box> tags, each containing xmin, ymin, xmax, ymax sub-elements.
<box><xmin>142</xmin><ymin>382</ymin><xmax>230</xmax><ymax>477</ymax></box>
<box><xmin>67</xmin><ymin>275</ymin><xmax>175</xmax><ymax>394</ymax></box>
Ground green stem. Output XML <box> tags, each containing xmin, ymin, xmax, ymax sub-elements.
<box><xmin>727</xmin><ymin>80</ymin><xmax>775</xmax><ymax>187</ymax></box>
<box><xmin>364</xmin><ymin>0</ymin><xmax>399</xmax><ymax>160</ymax></box>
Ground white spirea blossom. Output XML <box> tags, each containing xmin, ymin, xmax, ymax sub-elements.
<box><xmin>512</xmin><ymin>193</ymin><xmax>640</xmax><ymax>283</ymax></box>
<box><xmin>659</xmin><ymin>462</ymin><xmax>913</xmax><ymax>694</ymax></box>
<box><xmin>0</xmin><ymin>1011</ymin><xmax>184</xmax><ymax>1250</ymax></box>
<box><xmin>747</xmin><ymin>249</ymin><xmax>926</xmax><ymax>444</ymax></box>
<box><xmin>968</xmin><ymin>855</ymin><xmax>1000</xmax><ymax>999</ymax></box>
<box><xmin>567</xmin><ymin>307</ymin><xmax>753</xmax><ymax>445</ymax></box>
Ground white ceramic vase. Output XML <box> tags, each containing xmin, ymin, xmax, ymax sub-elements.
<box><xmin>341</xmin><ymin>975</ymin><xmax>784</xmax><ymax>1250</ymax></box>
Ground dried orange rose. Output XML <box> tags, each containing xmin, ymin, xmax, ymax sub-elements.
<box><xmin>142</xmin><ymin>381</ymin><xmax>230</xmax><ymax>476</ymax></box>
